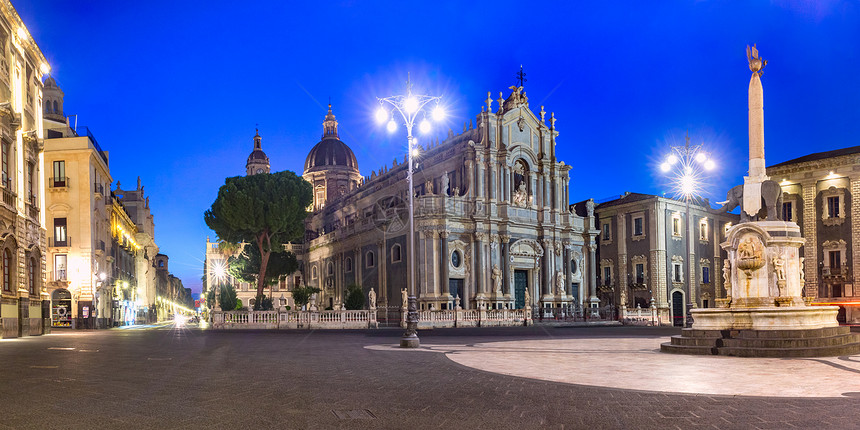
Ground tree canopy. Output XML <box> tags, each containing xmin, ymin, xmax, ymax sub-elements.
<box><xmin>227</xmin><ymin>245</ymin><xmax>298</xmax><ymax>286</ymax></box>
<box><xmin>205</xmin><ymin>170</ymin><xmax>312</xmax><ymax>303</ymax></box>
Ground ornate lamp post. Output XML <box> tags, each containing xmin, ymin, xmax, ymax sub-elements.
<box><xmin>660</xmin><ymin>134</ymin><xmax>715</xmax><ymax>328</ymax></box>
<box><xmin>376</xmin><ymin>78</ymin><xmax>444</xmax><ymax>348</ymax></box>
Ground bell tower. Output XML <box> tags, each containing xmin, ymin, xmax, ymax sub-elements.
<box><xmin>245</xmin><ymin>128</ymin><xmax>270</xmax><ymax>176</ymax></box>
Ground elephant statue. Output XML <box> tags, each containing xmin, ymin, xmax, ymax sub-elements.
<box><xmin>718</xmin><ymin>180</ymin><xmax>782</xmax><ymax>223</ymax></box>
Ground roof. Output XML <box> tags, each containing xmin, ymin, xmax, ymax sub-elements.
<box><xmin>768</xmin><ymin>145</ymin><xmax>860</xmax><ymax>168</ymax></box>
<box><xmin>304</xmin><ymin>138</ymin><xmax>359</xmax><ymax>173</ymax></box>
<box><xmin>595</xmin><ymin>192</ymin><xmax>711</xmax><ymax>210</ymax></box>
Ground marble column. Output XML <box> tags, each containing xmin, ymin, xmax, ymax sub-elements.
<box><xmin>377</xmin><ymin>240</ymin><xmax>385</xmax><ymax>300</ymax></box>
<box><xmin>475</xmin><ymin>233</ymin><xmax>486</xmax><ymax>301</ymax></box>
<box><xmin>564</xmin><ymin>244</ymin><xmax>572</xmax><ymax>298</ymax></box>
<box><xmin>440</xmin><ymin>230</ymin><xmax>449</xmax><ymax>296</ymax></box>
<box><xmin>501</xmin><ymin>235</ymin><xmax>511</xmax><ymax>297</ymax></box>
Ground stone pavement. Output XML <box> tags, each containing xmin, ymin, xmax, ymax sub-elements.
<box><xmin>1</xmin><ymin>323</ymin><xmax>859</xmax><ymax>429</ymax></box>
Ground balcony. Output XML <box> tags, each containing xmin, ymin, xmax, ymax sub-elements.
<box><xmin>628</xmin><ymin>275</ymin><xmax>648</xmax><ymax>291</ymax></box>
<box><xmin>26</xmin><ymin>202</ymin><xmax>39</xmax><ymax>220</ymax></box>
<box><xmin>49</xmin><ymin>236</ymin><xmax>71</xmax><ymax>248</ymax></box>
<box><xmin>1</xmin><ymin>185</ymin><xmax>15</xmax><ymax>210</ymax></box>
<box><xmin>94</xmin><ymin>183</ymin><xmax>104</xmax><ymax>196</ymax></box>
<box><xmin>49</xmin><ymin>177</ymin><xmax>69</xmax><ymax>190</ymax></box>
<box><xmin>822</xmin><ymin>266</ymin><xmax>850</xmax><ymax>279</ymax></box>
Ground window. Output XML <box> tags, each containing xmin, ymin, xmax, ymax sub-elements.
<box><xmin>601</xmin><ymin>222</ymin><xmax>611</xmax><ymax>242</ymax></box>
<box><xmin>2</xmin><ymin>249</ymin><xmax>9</xmax><ymax>291</ymax></box>
<box><xmin>603</xmin><ymin>266</ymin><xmax>611</xmax><ymax>286</ymax></box>
<box><xmin>52</xmin><ymin>160</ymin><xmax>65</xmax><ymax>187</ymax></box>
<box><xmin>672</xmin><ymin>216</ymin><xmax>681</xmax><ymax>236</ymax></box>
<box><xmin>53</xmin><ymin>218</ymin><xmax>67</xmax><ymax>246</ymax></box>
<box><xmin>158</xmin><ymin>260</ymin><xmax>164</xmax><ymax>268</ymax></box>
<box><xmin>311</xmin><ymin>266</ymin><xmax>318</xmax><ymax>280</ymax></box>
<box><xmin>28</xmin><ymin>257</ymin><xmax>35</xmax><ymax>294</ymax></box>
<box><xmin>1</xmin><ymin>141</ymin><xmax>9</xmax><ymax>187</ymax></box>
<box><xmin>673</xmin><ymin>263</ymin><xmax>682</xmax><ymax>283</ymax></box>
<box><xmin>345</xmin><ymin>257</ymin><xmax>352</xmax><ymax>273</ymax></box>
<box><xmin>635</xmin><ymin>263</ymin><xmax>644</xmax><ymax>284</ymax></box>
<box><xmin>699</xmin><ymin>220</ymin><xmax>708</xmax><ymax>240</ymax></box>
<box><xmin>830</xmin><ymin>251</ymin><xmax>841</xmax><ymax>268</ymax></box>
<box><xmin>451</xmin><ymin>250</ymin><xmax>461</xmax><ymax>268</ymax></box>
<box><xmin>366</xmin><ymin>251</ymin><xmax>375</xmax><ymax>268</ymax></box>
<box><xmin>391</xmin><ymin>244</ymin><xmax>402</xmax><ymax>263</ymax></box>
<box><xmin>827</xmin><ymin>196</ymin><xmax>839</xmax><ymax>218</ymax></box>
<box><xmin>570</xmin><ymin>259</ymin><xmax>577</xmax><ymax>274</ymax></box>
<box><xmin>53</xmin><ymin>100</ymin><xmax>58</xmax><ymax>114</ymax></box>
<box><xmin>27</xmin><ymin>162</ymin><xmax>34</xmax><ymax>203</ymax></box>
<box><xmin>633</xmin><ymin>216</ymin><xmax>643</xmax><ymax>236</ymax></box>
<box><xmin>702</xmin><ymin>266</ymin><xmax>710</xmax><ymax>284</ymax></box>
<box><xmin>782</xmin><ymin>201</ymin><xmax>793</xmax><ymax>222</ymax></box>
<box><xmin>54</xmin><ymin>254</ymin><xmax>67</xmax><ymax>281</ymax></box>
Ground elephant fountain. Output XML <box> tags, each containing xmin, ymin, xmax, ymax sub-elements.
<box><xmin>717</xmin><ymin>179</ymin><xmax>782</xmax><ymax>223</ymax></box>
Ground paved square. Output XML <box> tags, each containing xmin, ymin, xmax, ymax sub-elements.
<box><xmin>1</xmin><ymin>324</ymin><xmax>859</xmax><ymax>429</ymax></box>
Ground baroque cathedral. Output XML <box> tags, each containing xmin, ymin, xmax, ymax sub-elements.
<box><xmin>240</xmin><ymin>87</ymin><xmax>599</xmax><ymax>313</ymax></box>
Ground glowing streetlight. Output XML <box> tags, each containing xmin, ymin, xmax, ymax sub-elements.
<box><xmin>660</xmin><ymin>133</ymin><xmax>715</xmax><ymax>328</ymax></box>
<box><xmin>375</xmin><ymin>107</ymin><xmax>388</xmax><ymax>124</ymax></box>
<box><xmin>376</xmin><ymin>76</ymin><xmax>444</xmax><ymax>349</ymax></box>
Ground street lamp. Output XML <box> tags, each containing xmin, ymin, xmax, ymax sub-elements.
<box><xmin>661</xmin><ymin>133</ymin><xmax>715</xmax><ymax>328</ymax></box>
<box><xmin>376</xmin><ymin>77</ymin><xmax>444</xmax><ymax>348</ymax></box>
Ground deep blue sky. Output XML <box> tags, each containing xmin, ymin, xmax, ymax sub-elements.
<box><xmin>15</xmin><ymin>1</ymin><xmax>860</xmax><ymax>295</ymax></box>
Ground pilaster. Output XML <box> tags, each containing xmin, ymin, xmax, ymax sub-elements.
<box><xmin>801</xmin><ymin>182</ymin><xmax>818</xmax><ymax>297</ymax></box>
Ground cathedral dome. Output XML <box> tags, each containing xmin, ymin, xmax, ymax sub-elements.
<box><xmin>246</xmin><ymin>129</ymin><xmax>270</xmax><ymax>175</ymax></box>
<box><xmin>303</xmin><ymin>104</ymin><xmax>359</xmax><ymax>174</ymax></box>
<box><xmin>304</xmin><ymin>139</ymin><xmax>358</xmax><ymax>172</ymax></box>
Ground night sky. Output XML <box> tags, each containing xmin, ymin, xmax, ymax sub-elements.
<box><xmin>14</xmin><ymin>1</ymin><xmax>860</xmax><ymax>295</ymax></box>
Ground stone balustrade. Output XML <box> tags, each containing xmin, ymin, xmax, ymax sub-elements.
<box><xmin>210</xmin><ymin>308</ymin><xmax>532</xmax><ymax>330</ymax></box>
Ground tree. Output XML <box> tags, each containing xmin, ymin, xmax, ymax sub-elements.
<box><xmin>218</xmin><ymin>284</ymin><xmax>238</xmax><ymax>311</ymax></box>
<box><xmin>227</xmin><ymin>245</ymin><xmax>298</xmax><ymax>286</ymax></box>
<box><xmin>292</xmin><ymin>284</ymin><xmax>321</xmax><ymax>310</ymax></box>
<box><xmin>343</xmin><ymin>284</ymin><xmax>365</xmax><ymax>310</ymax></box>
<box><xmin>205</xmin><ymin>170</ymin><xmax>312</xmax><ymax>306</ymax></box>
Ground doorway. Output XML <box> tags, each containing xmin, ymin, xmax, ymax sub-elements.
<box><xmin>448</xmin><ymin>279</ymin><xmax>464</xmax><ymax>309</ymax></box>
<box><xmin>52</xmin><ymin>289</ymin><xmax>72</xmax><ymax>327</ymax></box>
<box><xmin>514</xmin><ymin>270</ymin><xmax>528</xmax><ymax>309</ymax></box>
<box><xmin>672</xmin><ymin>291</ymin><xmax>684</xmax><ymax>327</ymax></box>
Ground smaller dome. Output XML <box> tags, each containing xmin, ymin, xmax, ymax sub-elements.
<box><xmin>247</xmin><ymin>149</ymin><xmax>269</xmax><ymax>162</ymax></box>
<box><xmin>45</xmin><ymin>76</ymin><xmax>57</xmax><ymax>88</ymax></box>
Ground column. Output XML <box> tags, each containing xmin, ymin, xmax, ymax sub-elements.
<box><xmin>440</xmin><ymin>230</ymin><xmax>449</xmax><ymax>297</ymax></box>
<box><xmin>542</xmin><ymin>239</ymin><xmax>552</xmax><ymax>298</ymax></box>
<box><xmin>564</xmin><ymin>244</ymin><xmax>572</xmax><ymax>298</ymax></box>
<box><xmin>500</xmin><ymin>235</ymin><xmax>511</xmax><ymax>296</ymax></box>
<box><xmin>354</xmin><ymin>247</ymin><xmax>362</xmax><ymax>291</ymax></box>
<box><xmin>476</xmin><ymin>157</ymin><xmax>485</xmax><ymax>199</ymax></box>
<box><xmin>588</xmin><ymin>240</ymin><xmax>600</xmax><ymax>316</ymax></box>
<box><xmin>475</xmin><ymin>233</ymin><xmax>485</xmax><ymax>300</ymax></box>
<box><xmin>377</xmin><ymin>240</ymin><xmax>385</xmax><ymax>300</ymax></box>
<box><xmin>529</xmin><ymin>172</ymin><xmax>537</xmax><ymax>208</ymax></box>
<box><xmin>489</xmin><ymin>159</ymin><xmax>497</xmax><ymax>201</ymax></box>
<box><xmin>465</xmin><ymin>160</ymin><xmax>475</xmax><ymax>199</ymax></box>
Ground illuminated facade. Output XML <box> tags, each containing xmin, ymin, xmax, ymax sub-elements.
<box><xmin>768</xmin><ymin>146</ymin><xmax>860</xmax><ymax>323</ymax></box>
<box><xmin>592</xmin><ymin>193</ymin><xmax>738</xmax><ymax>325</ymax></box>
<box><xmin>109</xmin><ymin>193</ymin><xmax>141</xmax><ymax>325</ymax></box>
<box><xmin>0</xmin><ymin>1</ymin><xmax>51</xmax><ymax>338</ymax></box>
<box><xmin>43</xmin><ymin>119</ymin><xmax>113</xmax><ymax>328</ymax></box>
<box><xmin>302</xmin><ymin>89</ymin><xmax>597</xmax><ymax>313</ymax></box>
<box><xmin>115</xmin><ymin>178</ymin><xmax>161</xmax><ymax>322</ymax></box>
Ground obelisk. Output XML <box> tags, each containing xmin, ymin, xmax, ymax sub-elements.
<box><xmin>743</xmin><ymin>44</ymin><xmax>768</xmax><ymax>217</ymax></box>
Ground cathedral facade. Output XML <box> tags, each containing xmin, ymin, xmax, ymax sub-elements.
<box><xmin>300</xmin><ymin>88</ymin><xmax>598</xmax><ymax>313</ymax></box>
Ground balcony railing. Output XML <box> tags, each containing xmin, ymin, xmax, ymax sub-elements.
<box><xmin>49</xmin><ymin>177</ymin><xmax>69</xmax><ymax>189</ymax></box>
<box><xmin>1</xmin><ymin>186</ymin><xmax>15</xmax><ymax>208</ymax></box>
<box><xmin>94</xmin><ymin>183</ymin><xmax>104</xmax><ymax>195</ymax></box>
<box><xmin>27</xmin><ymin>203</ymin><xmax>39</xmax><ymax>220</ymax></box>
<box><xmin>49</xmin><ymin>236</ymin><xmax>71</xmax><ymax>247</ymax></box>
<box><xmin>823</xmin><ymin>266</ymin><xmax>849</xmax><ymax>278</ymax></box>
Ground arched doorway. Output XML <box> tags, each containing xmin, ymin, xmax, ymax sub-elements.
<box><xmin>52</xmin><ymin>289</ymin><xmax>72</xmax><ymax>327</ymax></box>
<box><xmin>671</xmin><ymin>291</ymin><xmax>684</xmax><ymax>327</ymax></box>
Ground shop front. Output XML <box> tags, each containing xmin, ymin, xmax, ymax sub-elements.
<box><xmin>51</xmin><ymin>289</ymin><xmax>72</xmax><ymax>327</ymax></box>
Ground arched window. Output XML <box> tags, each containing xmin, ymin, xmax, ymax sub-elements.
<box><xmin>311</xmin><ymin>265</ymin><xmax>318</xmax><ymax>280</ymax></box>
<box><xmin>28</xmin><ymin>257</ymin><xmax>35</xmax><ymax>295</ymax></box>
<box><xmin>366</xmin><ymin>251</ymin><xmax>375</xmax><ymax>268</ymax></box>
<box><xmin>3</xmin><ymin>249</ymin><xmax>10</xmax><ymax>292</ymax></box>
<box><xmin>44</xmin><ymin>100</ymin><xmax>51</xmax><ymax>114</ymax></box>
<box><xmin>345</xmin><ymin>257</ymin><xmax>352</xmax><ymax>272</ymax></box>
<box><xmin>327</xmin><ymin>262</ymin><xmax>334</xmax><ymax>276</ymax></box>
<box><xmin>391</xmin><ymin>244</ymin><xmax>402</xmax><ymax>263</ymax></box>
<box><xmin>53</xmin><ymin>100</ymin><xmax>58</xmax><ymax>114</ymax></box>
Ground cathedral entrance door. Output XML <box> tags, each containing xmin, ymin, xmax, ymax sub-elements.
<box><xmin>448</xmin><ymin>279</ymin><xmax>464</xmax><ymax>309</ymax></box>
<box><xmin>514</xmin><ymin>270</ymin><xmax>528</xmax><ymax>309</ymax></box>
